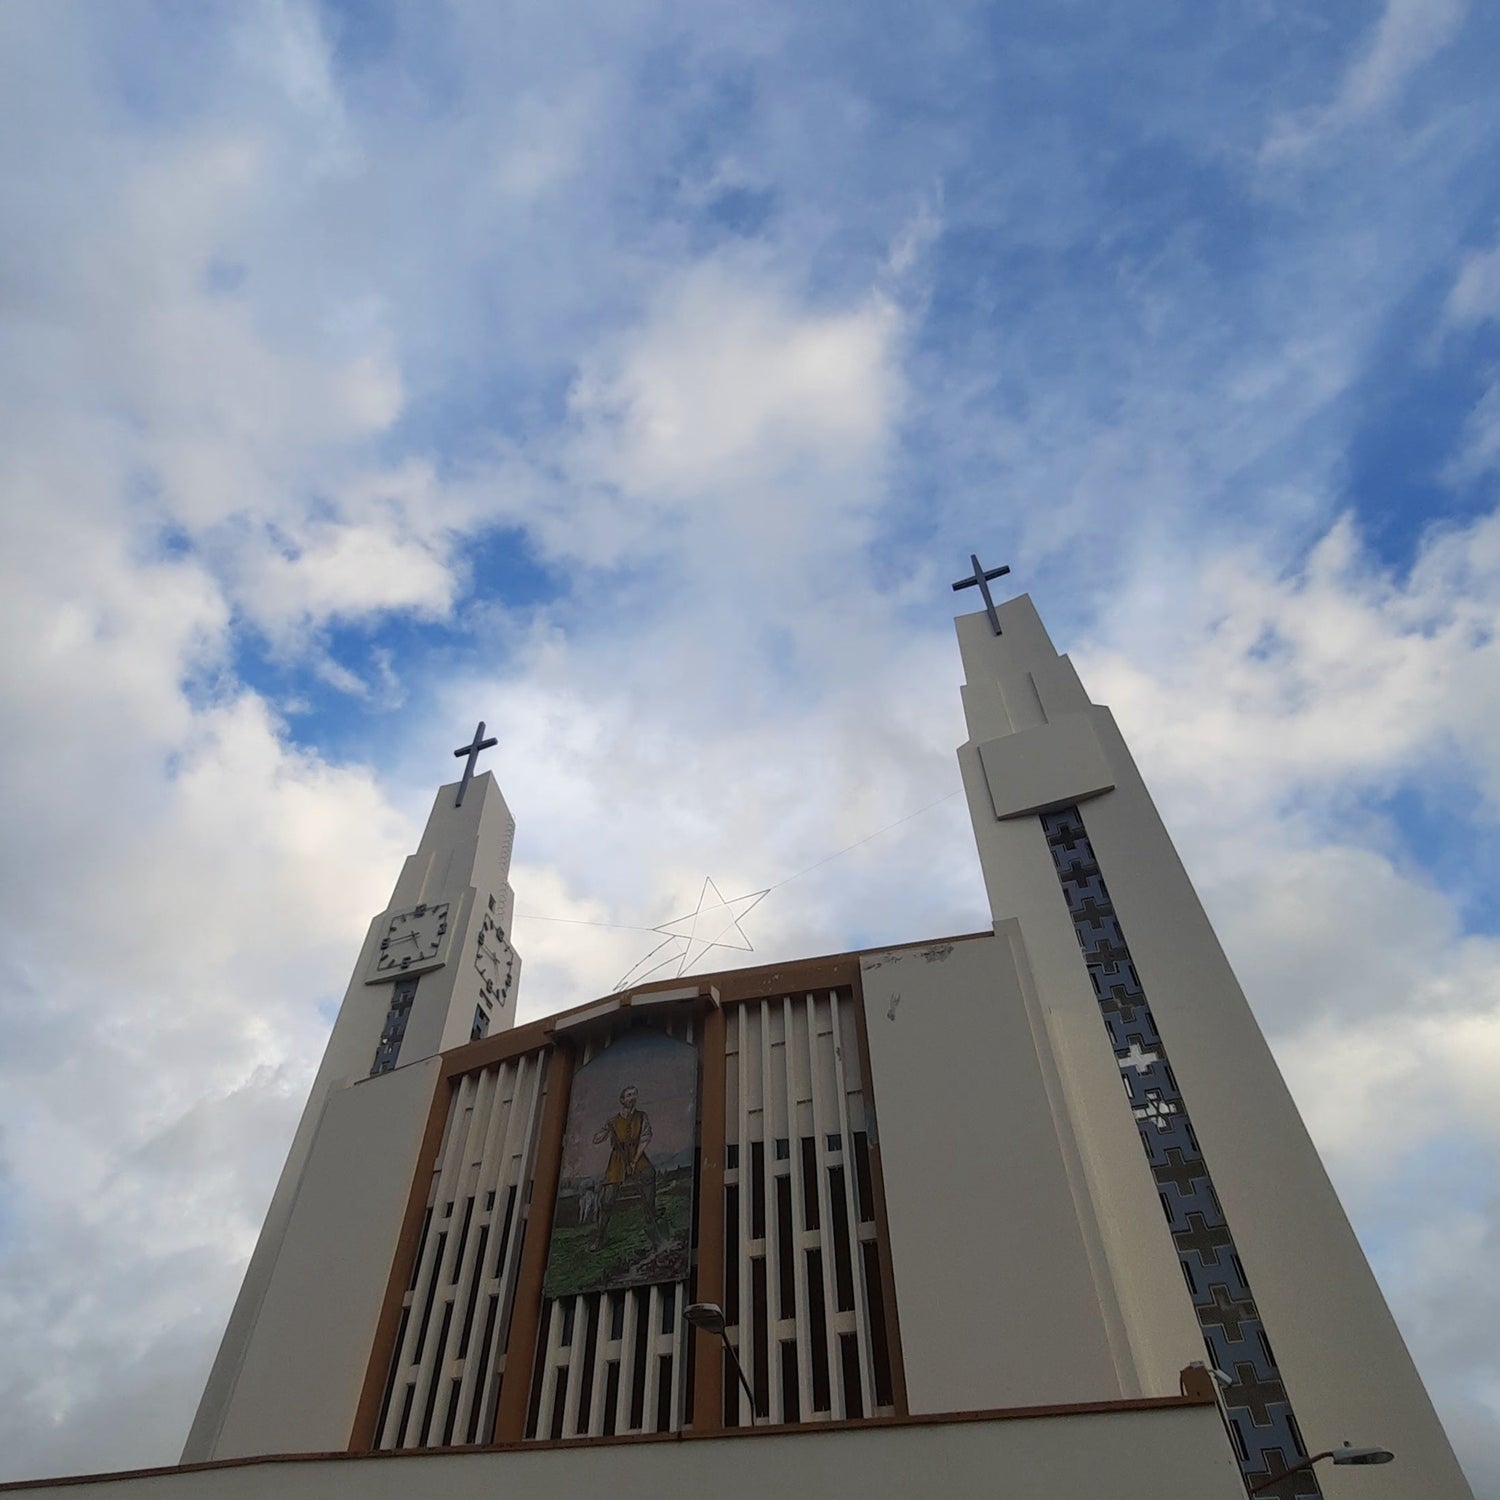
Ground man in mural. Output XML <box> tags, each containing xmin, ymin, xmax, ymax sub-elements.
<box><xmin>588</xmin><ymin>1084</ymin><xmax>666</xmax><ymax>1252</ymax></box>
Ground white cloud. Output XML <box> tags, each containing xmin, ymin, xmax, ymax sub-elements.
<box><xmin>479</xmin><ymin>253</ymin><xmax>904</xmax><ymax>575</ymax></box>
<box><xmin>1442</xmin><ymin>237</ymin><xmax>1500</xmax><ymax>480</ymax></box>
<box><xmin>1262</xmin><ymin>0</ymin><xmax>1468</xmax><ymax>159</ymax></box>
<box><xmin>1448</xmin><ymin>377</ymin><xmax>1500</xmax><ymax>480</ymax></box>
<box><xmin>1083</xmin><ymin>512</ymin><xmax>1500</xmax><ymax>819</ymax></box>
<box><xmin>233</xmin><ymin>516</ymin><xmax>455</xmax><ymax>637</ymax></box>
<box><xmin>569</xmin><ymin>260</ymin><xmax>897</xmax><ymax>495</ymax></box>
<box><xmin>1447</xmin><ymin>241</ymin><xmax>1500</xmax><ymax>329</ymax></box>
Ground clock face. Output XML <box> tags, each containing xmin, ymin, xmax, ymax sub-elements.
<box><xmin>475</xmin><ymin>909</ymin><xmax>513</xmax><ymax>1008</ymax></box>
<box><xmin>371</xmin><ymin>902</ymin><xmax>451</xmax><ymax>979</ymax></box>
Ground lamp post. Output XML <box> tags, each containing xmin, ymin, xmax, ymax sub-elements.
<box><xmin>1246</xmin><ymin>1443</ymin><xmax>1395</xmax><ymax>1494</ymax></box>
<box><xmin>683</xmin><ymin>1302</ymin><xmax>757</xmax><ymax>1425</ymax></box>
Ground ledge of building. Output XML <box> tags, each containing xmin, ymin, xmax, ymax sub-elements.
<box><xmin>0</xmin><ymin>1376</ymin><xmax>1217</xmax><ymax>1492</ymax></box>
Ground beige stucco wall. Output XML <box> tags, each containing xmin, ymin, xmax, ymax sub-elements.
<box><xmin>859</xmin><ymin>933</ymin><xmax>1166</xmax><ymax>1412</ymax></box>
<box><xmin>0</xmin><ymin>1405</ymin><xmax>1245</xmax><ymax>1500</ymax></box>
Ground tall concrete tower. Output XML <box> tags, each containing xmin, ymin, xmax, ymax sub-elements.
<box><xmin>183</xmin><ymin>770</ymin><xmax>522</xmax><ymax>1462</ymax></box>
<box><xmin>952</xmin><ymin>594</ymin><xmax>1471</xmax><ymax>1498</ymax></box>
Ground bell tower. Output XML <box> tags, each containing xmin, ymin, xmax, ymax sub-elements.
<box><xmin>182</xmin><ymin>763</ymin><xmax>522</xmax><ymax>1462</ymax></box>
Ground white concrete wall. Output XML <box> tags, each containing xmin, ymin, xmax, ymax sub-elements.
<box><xmin>184</xmin><ymin>774</ymin><xmax>520</xmax><ymax>1462</ymax></box>
<box><xmin>1</xmin><ymin>1404</ymin><xmax>1246</xmax><ymax>1500</ymax></box>
<box><xmin>859</xmin><ymin>934</ymin><xmax>1145</xmax><ymax>1411</ymax></box>
<box><xmin>953</xmin><ymin>595</ymin><xmax>1475</xmax><ymax>1500</ymax></box>
<box><xmin>211</xmin><ymin>1057</ymin><xmax>443</xmax><ymax>1459</ymax></box>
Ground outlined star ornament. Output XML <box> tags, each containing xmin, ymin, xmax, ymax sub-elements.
<box><xmin>613</xmin><ymin>877</ymin><xmax>769</xmax><ymax>992</ymax></box>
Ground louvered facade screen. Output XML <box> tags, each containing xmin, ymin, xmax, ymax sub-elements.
<box><xmin>370</xmin><ymin>981</ymin><xmax>899</xmax><ymax>1449</ymax></box>
<box><xmin>720</xmin><ymin>988</ymin><xmax>894</xmax><ymax>1426</ymax></box>
<box><xmin>374</xmin><ymin>1051</ymin><xmax>551</xmax><ymax>1449</ymax></box>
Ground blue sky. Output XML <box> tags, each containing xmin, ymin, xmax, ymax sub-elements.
<box><xmin>1</xmin><ymin>0</ymin><xmax>1499</xmax><ymax>1490</ymax></box>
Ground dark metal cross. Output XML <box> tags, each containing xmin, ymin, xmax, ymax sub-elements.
<box><xmin>951</xmin><ymin>552</ymin><xmax>1012</xmax><ymax>635</ymax></box>
<box><xmin>452</xmin><ymin>721</ymin><xmax>498</xmax><ymax>808</ymax></box>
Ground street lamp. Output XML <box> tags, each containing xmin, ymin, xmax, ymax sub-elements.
<box><xmin>683</xmin><ymin>1302</ymin><xmax>757</xmax><ymax>1424</ymax></box>
<box><xmin>1246</xmin><ymin>1443</ymin><xmax>1395</xmax><ymax>1494</ymax></box>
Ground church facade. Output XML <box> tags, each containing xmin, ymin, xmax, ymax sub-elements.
<box><xmin>0</xmin><ymin>596</ymin><xmax>1473</xmax><ymax>1499</ymax></box>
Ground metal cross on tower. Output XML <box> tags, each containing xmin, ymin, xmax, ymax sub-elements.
<box><xmin>452</xmin><ymin>721</ymin><xmax>498</xmax><ymax>808</ymax></box>
<box><xmin>951</xmin><ymin>552</ymin><xmax>1012</xmax><ymax>635</ymax></box>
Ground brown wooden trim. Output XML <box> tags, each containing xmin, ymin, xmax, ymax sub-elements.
<box><xmin>439</xmin><ymin>934</ymin><xmax>997</xmax><ymax>1082</ymax></box>
<box><xmin>439</xmin><ymin>1012</ymin><xmax>557</xmax><ymax>1081</ymax></box>
<box><xmin>348</xmin><ymin>1066</ymin><xmax>455</xmax><ymax>1450</ymax></box>
<box><xmin>690</xmin><ymin>1004</ymin><xmax>728</xmax><ymax>1431</ymax></box>
<box><xmin>713</xmin><ymin>953</ymin><xmax>861</xmax><ymax>1003</ymax></box>
<box><xmin>491</xmin><ymin>1041</ymin><xmax>575</xmax><ymax>1442</ymax></box>
<box><xmin>848</xmin><ymin>967</ymin><xmax>910</xmax><ymax>1417</ymax></box>
<box><xmin>1</xmin><ymin>1375</ymin><xmax>1218</xmax><ymax>1492</ymax></box>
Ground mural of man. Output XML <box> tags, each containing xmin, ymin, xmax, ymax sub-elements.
<box><xmin>588</xmin><ymin>1084</ymin><xmax>666</xmax><ymax>1252</ymax></box>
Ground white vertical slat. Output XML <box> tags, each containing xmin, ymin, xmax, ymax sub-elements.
<box><xmin>783</xmin><ymin>995</ymin><xmax>815</xmax><ymax>1416</ymax></box>
<box><xmin>643</xmin><ymin>1285</ymin><xmax>663</xmax><ymax>1432</ymax></box>
<box><xmin>667</xmin><ymin>1282</ymin><xmax>685</xmax><ymax>1431</ymax></box>
<box><xmin>614</xmin><ymin>1286</ymin><xmax>640</xmax><ymax>1433</ymax></box>
<box><xmin>734</xmin><ymin>1003</ymin><xmax>754</xmax><ymax>1426</ymax></box>
<box><xmin>759</xmin><ymin>998</ymin><xmax>782</xmax><ymax>1421</ymax></box>
<box><xmin>830</xmin><ymin>989</ymin><xmax>876</xmax><ymax>1417</ymax></box>
<box><xmin>804</xmin><ymin>992</ymin><xmax>844</xmax><ymax>1418</ymax></box>
<box><xmin>587</xmin><ymin>1294</ymin><xmax>614</xmax><ymax>1437</ymax></box>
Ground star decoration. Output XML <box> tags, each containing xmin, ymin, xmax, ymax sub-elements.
<box><xmin>613</xmin><ymin>877</ymin><xmax>769</xmax><ymax>992</ymax></box>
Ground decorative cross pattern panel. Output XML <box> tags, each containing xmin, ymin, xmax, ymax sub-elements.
<box><xmin>371</xmin><ymin>977</ymin><xmax>418</xmax><ymax>1076</ymax></box>
<box><xmin>1040</xmin><ymin>805</ymin><xmax>1321</xmax><ymax>1500</ymax></box>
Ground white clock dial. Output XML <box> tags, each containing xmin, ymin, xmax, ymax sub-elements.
<box><xmin>474</xmin><ymin>909</ymin><xmax>513</xmax><ymax>1008</ymax></box>
<box><xmin>370</xmin><ymin>901</ymin><xmax>450</xmax><ymax>980</ymax></box>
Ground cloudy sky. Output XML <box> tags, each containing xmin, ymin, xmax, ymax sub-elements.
<box><xmin>2</xmin><ymin>0</ymin><xmax>1498</xmax><ymax>1488</ymax></box>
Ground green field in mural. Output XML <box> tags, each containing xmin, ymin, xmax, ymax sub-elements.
<box><xmin>544</xmin><ymin>1173</ymin><xmax>693</xmax><ymax>1299</ymax></box>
